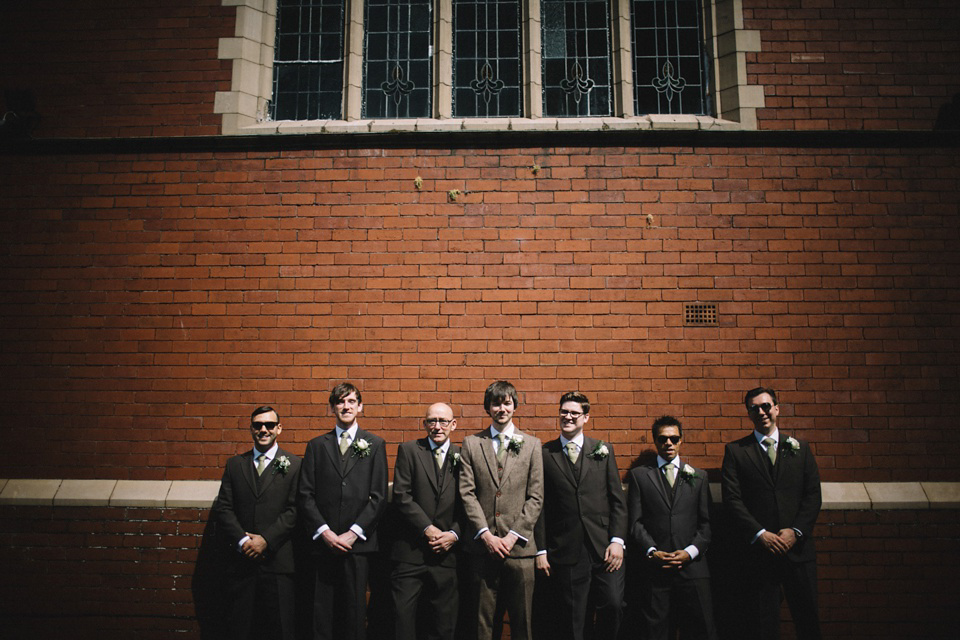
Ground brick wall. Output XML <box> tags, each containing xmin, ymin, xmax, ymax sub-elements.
<box><xmin>1</xmin><ymin>143</ymin><xmax>958</xmax><ymax>481</ymax></box>
<box><xmin>1</xmin><ymin>504</ymin><xmax>956</xmax><ymax>639</ymax></box>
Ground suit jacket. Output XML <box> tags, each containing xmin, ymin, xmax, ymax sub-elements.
<box><xmin>627</xmin><ymin>460</ymin><xmax>711</xmax><ymax>580</ymax></box>
<box><xmin>721</xmin><ymin>433</ymin><xmax>821</xmax><ymax>563</ymax></box>
<box><xmin>458</xmin><ymin>428</ymin><xmax>543</xmax><ymax>558</ymax></box>
<box><xmin>391</xmin><ymin>438</ymin><xmax>462</xmax><ymax>567</ymax></box>
<box><xmin>535</xmin><ymin>436</ymin><xmax>627</xmax><ymax>565</ymax></box>
<box><xmin>298</xmin><ymin>427</ymin><xmax>388</xmax><ymax>554</ymax></box>
<box><xmin>213</xmin><ymin>447</ymin><xmax>302</xmax><ymax>574</ymax></box>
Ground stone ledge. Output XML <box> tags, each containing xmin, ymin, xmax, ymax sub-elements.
<box><xmin>1</xmin><ymin>480</ymin><xmax>958</xmax><ymax>510</ymax></box>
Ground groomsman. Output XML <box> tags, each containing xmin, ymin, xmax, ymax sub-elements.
<box><xmin>213</xmin><ymin>406</ymin><xmax>301</xmax><ymax>640</ymax></box>
<box><xmin>391</xmin><ymin>402</ymin><xmax>463</xmax><ymax>640</ymax></box>
<box><xmin>535</xmin><ymin>392</ymin><xmax>627</xmax><ymax>640</ymax></box>
<box><xmin>299</xmin><ymin>383</ymin><xmax>388</xmax><ymax>640</ymax></box>
<box><xmin>627</xmin><ymin>416</ymin><xmax>716</xmax><ymax>640</ymax></box>
<box><xmin>721</xmin><ymin>387</ymin><xmax>822</xmax><ymax>640</ymax></box>
<box><xmin>459</xmin><ymin>380</ymin><xmax>544</xmax><ymax>640</ymax></box>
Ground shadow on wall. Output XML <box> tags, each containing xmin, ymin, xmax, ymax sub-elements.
<box><xmin>934</xmin><ymin>92</ymin><xmax>960</xmax><ymax>130</ymax></box>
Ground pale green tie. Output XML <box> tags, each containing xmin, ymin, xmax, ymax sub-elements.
<box><xmin>566</xmin><ymin>441</ymin><xmax>579</xmax><ymax>464</ymax></box>
<box><xmin>256</xmin><ymin>453</ymin><xmax>268</xmax><ymax>476</ymax></box>
<box><xmin>663</xmin><ymin>463</ymin><xmax>676</xmax><ymax>488</ymax></box>
<box><xmin>434</xmin><ymin>447</ymin><xmax>444</xmax><ymax>469</ymax></box>
<box><xmin>339</xmin><ymin>431</ymin><xmax>351</xmax><ymax>455</ymax></box>
<box><xmin>496</xmin><ymin>434</ymin><xmax>508</xmax><ymax>463</ymax></box>
<box><xmin>763</xmin><ymin>437</ymin><xmax>777</xmax><ymax>465</ymax></box>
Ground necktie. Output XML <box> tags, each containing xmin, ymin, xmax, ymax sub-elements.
<box><xmin>496</xmin><ymin>434</ymin><xmax>508</xmax><ymax>463</ymax></box>
<box><xmin>339</xmin><ymin>431</ymin><xmax>351</xmax><ymax>455</ymax></box>
<box><xmin>256</xmin><ymin>453</ymin><xmax>268</xmax><ymax>476</ymax></box>
<box><xmin>566</xmin><ymin>441</ymin><xmax>579</xmax><ymax>464</ymax></box>
<box><xmin>763</xmin><ymin>437</ymin><xmax>777</xmax><ymax>465</ymax></box>
<box><xmin>663</xmin><ymin>463</ymin><xmax>676</xmax><ymax>488</ymax></box>
<box><xmin>434</xmin><ymin>447</ymin><xmax>444</xmax><ymax>469</ymax></box>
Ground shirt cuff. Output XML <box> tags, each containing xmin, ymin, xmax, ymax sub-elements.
<box><xmin>350</xmin><ymin>524</ymin><xmax>366</xmax><ymax>541</ymax></box>
<box><xmin>646</xmin><ymin>546</ymin><xmax>657</xmax><ymax>557</ymax></box>
<box><xmin>610</xmin><ymin>537</ymin><xmax>625</xmax><ymax>548</ymax></box>
<box><xmin>313</xmin><ymin>524</ymin><xmax>330</xmax><ymax>540</ymax></box>
<box><xmin>684</xmin><ymin>545</ymin><xmax>699</xmax><ymax>560</ymax></box>
<box><xmin>751</xmin><ymin>529</ymin><xmax>766</xmax><ymax>544</ymax></box>
<box><xmin>474</xmin><ymin>527</ymin><xmax>490</xmax><ymax>540</ymax></box>
<box><xmin>509</xmin><ymin>530</ymin><xmax>528</xmax><ymax>545</ymax></box>
<box><xmin>449</xmin><ymin>530</ymin><xmax>459</xmax><ymax>541</ymax></box>
<box><xmin>237</xmin><ymin>535</ymin><xmax>251</xmax><ymax>552</ymax></box>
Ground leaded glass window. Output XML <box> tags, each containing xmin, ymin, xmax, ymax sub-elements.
<box><xmin>452</xmin><ymin>0</ymin><xmax>522</xmax><ymax>118</ymax></box>
<box><xmin>631</xmin><ymin>0</ymin><xmax>707</xmax><ymax>115</ymax></box>
<box><xmin>271</xmin><ymin>0</ymin><xmax>346</xmax><ymax>120</ymax></box>
<box><xmin>542</xmin><ymin>0</ymin><xmax>612</xmax><ymax>117</ymax></box>
<box><xmin>363</xmin><ymin>0</ymin><xmax>432</xmax><ymax>118</ymax></box>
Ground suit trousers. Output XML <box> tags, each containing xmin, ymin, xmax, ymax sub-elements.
<box><xmin>740</xmin><ymin>553</ymin><xmax>820</xmax><ymax>640</ymax></box>
<box><xmin>227</xmin><ymin>570</ymin><xmax>295</xmax><ymax>640</ymax></box>
<box><xmin>391</xmin><ymin>560</ymin><xmax>458</xmax><ymax>640</ymax></box>
<box><xmin>467</xmin><ymin>553</ymin><xmax>535</xmax><ymax>640</ymax></box>
<box><xmin>549</xmin><ymin>547</ymin><xmax>624</xmax><ymax>640</ymax></box>
<box><xmin>312</xmin><ymin>551</ymin><xmax>370</xmax><ymax>640</ymax></box>
<box><xmin>639</xmin><ymin>572</ymin><xmax>716</xmax><ymax>640</ymax></box>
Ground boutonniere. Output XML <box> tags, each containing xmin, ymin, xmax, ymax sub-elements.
<box><xmin>450</xmin><ymin>452</ymin><xmax>461</xmax><ymax>468</ymax></box>
<box><xmin>352</xmin><ymin>438</ymin><xmax>371</xmax><ymax>457</ymax></box>
<box><xmin>680</xmin><ymin>464</ymin><xmax>700</xmax><ymax>484</ymax></box>
<box><xmin>507</xmin><ymin>435</ymin><xmax>524</xmax><ymax>455</ymax></box>
<box><xmin>590</xmin><ymin>441</ymin><xmax>609</xmax><ymax>460</ymax></box>
<box><xmin>273</xmin><ymin>455</ymin><xmax>291</xmax><ymax>475</ymax></box>
<box><xmin>784</xmin><ymin>436</ymin><xmax>800</xmax><ymax>456</ymax></box>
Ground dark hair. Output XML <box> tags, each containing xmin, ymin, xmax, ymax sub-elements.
<box><xmin>651</xmin><ymin>415</ymin><xmax>683</xmax><ymax>439</ymax></box>
<box><xmin>251</xmin><ymin>405</ymin><xmax>279</xmax><ymax>421</ymax></box>
<box><xmin>329</xmin><ymin>382</ymin><xmax>362</xmax><ymax>407</ymax></box>
<box><xmin>484</xmin><ymin>380</ymin><xmax>519</xmax><ymax>411</ymax></box>
<box><xmin>744</xmin><ymin>386</ymin><xmax>778</xmax><ymax>407</ymax></box>
<box><xmin>559</xmin><ymin>391</ymin><xmax>590</xmax><ymax>415</ymax></box>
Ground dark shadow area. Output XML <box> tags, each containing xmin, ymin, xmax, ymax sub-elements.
<box><xmin>934</xmin><ymin>92</ymin><xmax>960</xmax><ymax>130</ymax></box>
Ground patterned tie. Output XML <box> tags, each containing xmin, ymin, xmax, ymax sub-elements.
<box><xmin>763</xmin><ymin>437</ymin><xmax>777</xmax><ymax>465</ymax></box>
<box><xmin>566</xmin><ymin>441</ymin><xmax>579</xmax><ymax>464</ymax></box>
<box><xmin>663</xmin><ymin>463</ymin><xmax>676</xmax><ymax>488</ymax></box>
<box><xmin>434</xmin><ymin>447</ymin><xmax>444</xmax><ymax>469</ymax></box>
<box><xmin>256</xmin><ymin>453</ymin><xmax>268</xmax><ymax>476</ymax></box>
<box><xmin>339</xmin><ymin>431</ymin><xmax>351</xmax><ymax>455</ymax></box>
<box><xmin>496</xmin><ymin>434</ymin><xmax>508</xmax><ymax>464</ymax></box>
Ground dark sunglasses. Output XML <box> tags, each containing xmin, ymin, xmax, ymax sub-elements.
<box><xmin>747</xmin><ymin>402</ymin><xmax>774</xmax><ymax>415</ymax></box>
<box><xmin>252</xmin><ymin>421</ymin><xmax>279</xmax><ymax>430</ymax></box>
<box><xmin>655</xmin><ymin>435</ymin><xmax>681</xmax><ymax>445</ymax></box>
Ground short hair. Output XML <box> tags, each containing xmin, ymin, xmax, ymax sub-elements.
<box><xmin>251</xmin><ymin>405</ymin><xmax>279</xmax><ymax>421</ymax></box>
<box><xmin>329</xmin><ymin>382</ymin><xmax>362</xmax><ymax>407</ymax></box>
<box><xmin>484</xmin><ymin>380</ymin><xmax>519</xmax><ymax>411</ymax></box>
<box><xmin>744</xmin><ymin>386</ymin><xmax>778</xmax><ymax>407</ymax></box>
<box><xmin>559</xmin><ymin>391</ymin><xmax>590</xmax><ymax>415</ymax></box>
<box><xmin>651</xmin><ymin>415</ymin><xmax>683</xmax><ymax>439</ymax></box>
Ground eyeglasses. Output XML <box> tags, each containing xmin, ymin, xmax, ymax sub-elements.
<box><xmin>655</xmin><ymin>435</ymin><xmax>681</xmax><ymax>445</ymax></box>
<box><xmin>252</xmin><ymin>421</ymin><xmax>279</xmax><ymax>430</ymax></box>
<box><xmin>747</xmin><ymin>403</ymin><xmax>774</xmax><ymax>415</ymax></box>
<box><xmin>559</xmin><ymin>410</ymin><xmax>584</xmax><ymax>418</ymax></box>
<box><xmin>424</xmin><ymin>418</ymin><xmax>452</xmax><ymax>427</ymax></box>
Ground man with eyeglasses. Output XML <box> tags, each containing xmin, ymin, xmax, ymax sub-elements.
<box><xmin>627</xmin><ymin>415</ymin><xmax>716</xmax><ymax>640</ymax></box>
<box><xmin>213</xmin><ymin>405</ymin><xmax>302</xmax><ymax>640</ymax></box>
<box><xmin>721</xmin><ymin>387</ymin><xmax>822</xmax><ymax>640</ymax></box>
<box><xmin>390</xmin><ymin>403</ymin><xmax>463</xmax><ymax>640</ymax></box>
<box><xmin>533</xmin><ymin>392</ymin><xmax>626</xmax><ymax>640</ymax></box>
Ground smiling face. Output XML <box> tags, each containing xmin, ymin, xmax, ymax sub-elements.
<box><xmin>559</xmin><ymin>400</ymin><xmax>589</xmax><ymax>440</ymax></box>
<box><xmin>654</xmin><ymin>425</ymin><xmax>682</xmax><ymax>462</ymax></box>
<box><xmin>487</xmin><ymin>395</ymin><xmax>516</xmax><ymax>429</ymax></box>
<box><xmin>423</xmin><ymin>403</ymin><xmax>456</xmax><ymax>446</ymax></box>
<box><xmin>746</xmin><ymin>392</ymin><xmax>779</xmax><ymax>435</ymax></box>
<box><xmin>332</xmin><ymin>391</ymin><xmax>363</xmax><ymax>429</ymax></box>
<box><xmin>250</xmin><ymin>410</ymin><xmax>281</xmax><ymax>452</ymax></box>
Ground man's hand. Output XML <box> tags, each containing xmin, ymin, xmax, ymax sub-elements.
<box><xmin>321</xmin><ymin>529</ymin><xmax>352</xmax><ymax>554</ymax></box>
<box><xmin>480</xmin><ymin>531</ymin><xmax>510</xmax><ymax>559</ymax></box>
<box><xmin>603</xmin><ymin>542</ymin><xmax>624</xmax><ymax>572</ymax></box>
<box><xmin>428</xmin><ymin>531</ymin><xmax>457</xmax><ymax>554</ymax></box>
<box><xmin>535</xmin><ymin>554</ymin><xmax>551</xmax><ymax>577</ymax></box>
<box><xmin>241</xmin><ymin>533</ymin><xmax>267</xmax><ymax>560</ymax></box>
<box><xmin>758</xmin><ymin>530</ymin><xmax>790</xmax><ymax>555</ymax></box>
<box><xmin>777</xmin><ymin>528</ymin><xmax>798</xmax><ymax>551</ymax></box>
<box><xmin>651</xmin><ymin>549</ymin><xmax>690</xmax><ymax>570</ymax></box>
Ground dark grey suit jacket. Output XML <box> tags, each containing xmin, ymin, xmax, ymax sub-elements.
<box><xmin>627</xmin><ymin>460</ymin><xmax>712</xmax><ymax>580</ymax></box>
<box><xmin>213</xmin><ymin>447</ymin><xmax>301</xmax><ymax>574</ymax></box>
<box><xmin>298</xmin><ymin>427</ymin><xmax>388</xmax><ymax>553</ymax></box>
<box><xmin>391</xmin><ymin>438</ymin><xmax>462</xmax><ymax>567</ymax></box>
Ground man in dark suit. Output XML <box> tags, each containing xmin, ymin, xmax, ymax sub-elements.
<box><xmin>213</xmin><ymin>405</ymin><xmax>301</xmax><ymax>640</ymax></box>
<box><xmin>459</xmin><ymin>380</ymin><xmax>543</xmax><ymax>640</ymax></box>
<box><xmin>721</xmin><ymin>387</ymin><xmax>822</xmax><ymax>640</ymax></box>
<box><xmin>627</xmin><ymin>415</ymin><xmax>716</xmax><ymax>640</ymax></box>
<box><xmin>299</xmin><ymin>382</ymin><xmax>388</xmax><ymax>640</ymax></box>
<box><xmin>391</xmin><ymin>402</ymin><xmax>463</xmax><ymax>640</ymax></box>
<box><xmin>535</xmin><ymin>391</ymin><xmax>627</xmax><ymax>640</ymax></box>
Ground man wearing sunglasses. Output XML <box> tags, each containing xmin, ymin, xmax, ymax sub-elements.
<box><xmin>213</xmin><ymin>405</ymin><xmax>302</xmax><ymax>640</ymax></box>
<box><xmin>721</xmin><ymin>387</ymin><xmax>822</xmax><ymax>640</ymax></box>
<box><xmin>627</xmin><ymin>415</ymin><xmax>716</xmax><ymax>640</ymax></box>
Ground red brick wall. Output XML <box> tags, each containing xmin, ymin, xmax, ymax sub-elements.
<box><xmin>1</xmin><ymin>505</ymin><xmax>956</xmax><ymax>639</ymax></box>
<box><xmin>2</xmin><ymin>144</ymin><xmax>958</xmax><ymax>481</ymax></box>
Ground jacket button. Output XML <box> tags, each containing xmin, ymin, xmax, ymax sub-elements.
<box><xmin>496</xmin><ymin>512</ymin><xmax>501</xmax><ymax>517</ymax></box>
<box><xmin>496</xmin><ymin>491</ymin><xmax>502</xmax><ymax>497</ymax></box>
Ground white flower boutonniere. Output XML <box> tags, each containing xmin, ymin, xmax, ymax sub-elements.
<box><xmin>785</xmin><ymin>436</ymin><xmax>800</xmax><ymax>456</ymax></box>
<box><xmin>353</xmin><ymin>438</ymin><xmax>371</xmax><ymax>458</ymax></box>
<box><xmin>273</xmin><ymin>455</ymin><xmax>291</xmax><ymax>475</ymax></box>
<box><xmin>507</xmin><ymin>435</ymin><xmax>524</xmax><ymax>455</ymax></box>
<box><xmin>590</xmin><ymin>441</ymin><xmax>610</xmax><ymax>460</ymax></box>
<box><xmin>450</xmin><ymin>452</ymin><xmax>461</xmax><ymax>468</ymax></box>
<box><xmin>680</xmin><ymin>463</ymin><xmax>700</xmax><ymax>484</ymax></box>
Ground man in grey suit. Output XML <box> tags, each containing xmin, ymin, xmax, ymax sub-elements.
<box><xmin>535</xmin><ymin>391</ymin><xmax>627</xmax><ymax>640</ymax></box>
<box><xmin>391</xmin><ymin>402</ymin><xmax>462</xmax><ymax>640</ymax></box>
<box><xmin>213</xmin><ymin>405</ymin><xmax>301</xmax><ymax>640</ymax></box>
<box><xmin>627</xmin><ymin>415</ymin><xmax>716</xmax><ymax>640</ymax></box>
<box><xmin>459</xmin><ymin>380</ymin><xmax>544</xmax><ymax>640</ymax></box>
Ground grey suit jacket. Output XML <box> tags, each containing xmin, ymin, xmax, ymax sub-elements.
<box><xmin>458</xmin><ymin>428</ymin><xmax>543</xmax><ymax>557</ymax></box>
<box><xmin>627</xmin><ymin>460</ymin><xmax>712</xmax><ymax>580</ymax></box>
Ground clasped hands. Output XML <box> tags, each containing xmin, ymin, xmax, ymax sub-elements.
<box><xmin>650</xmin><ymin>549</ymin><xmax>692</xmax><ymax>570</ymax></box>
<box><xmin>758</xmin><ymin>528</ymin><xmax>798</xmax><ymax>556</ymax></box>
<box><xmin>481</xmin><ymin>530</ymin><xmax>519</xmax><ymax>559</ymax></box>
<box><xmin>321</xmin><ymin>528</ymin><xmax>359</xmax><ymax>554</ymax></box>
<box><xmin>536</xmin><ymin>542</ymin><xmax>623</xmax><ymax>577</ymax></box>
<box><xmin>424</xmin><ymin>525</ymin><xmax>457</xmax><ymax>554</ymax></box>
<box><xmin>241</xmin><ymin>533</ymin><xmax>268</xmax><ymax>560</ymax></box>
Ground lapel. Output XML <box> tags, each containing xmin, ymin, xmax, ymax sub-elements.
<box><xmin>647</xmin><ymin>464</ymin><xmax>672</xmax><ymax>510</ymax></box>
<box><xmin>342</xmin><ymin>428</ymin><xmax>368</xmax><ymax>477</ymax></box>
<box><xmin>548</xmin><ymin>439</ymin><xmax>578</xmax><ymax>489</ymax></box>
<box><xmin>320</xmin><ymin>430</ymin><xmax>344</xmax><ymax>478</ymax></box>
<box><xmin>240</xmin><ymin>450</ymin><xmax>258</xmax><ymax>495</ymax></box>
<box><xmin>744</xmin><ymin>435</ymin><xmax>775</xmax><ymax>487</ymax></box>
<box><xmin>579</xmin><ymin>436</ymin><xmax>600</xmax><ymax>484</ymax></box>
<box><xmin>258</xmin><ymin>447</ymin><xmax>289</xmax><ymax>493</ymax></box>
<box><xmin>478</xmin><ymin>429</ymin><xmax>501</xmax><ymax>487</ymax></box>
<box><xmin>415</xmin><ymin>438</ymin><xmax>441</xmax><ymax>494</ymax></box>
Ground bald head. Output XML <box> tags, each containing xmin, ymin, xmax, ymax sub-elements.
<box><xmin>423</xmin><ymin>403</ymin><xmax>456</xmax><ymax>446</ymax></box>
